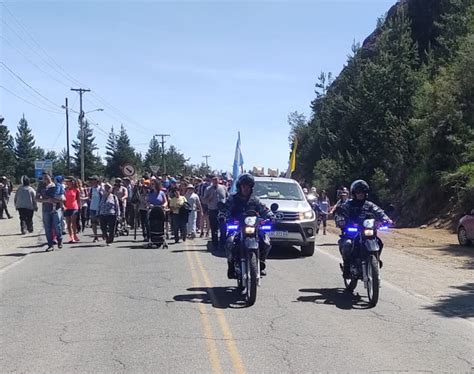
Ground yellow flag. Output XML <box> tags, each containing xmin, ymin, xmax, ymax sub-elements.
<box><xmin>290</xmin><ymin>138</ymin><xmax>298</xmax><ymax>172</ymax></box>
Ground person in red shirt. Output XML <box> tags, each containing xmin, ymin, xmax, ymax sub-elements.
<box><xmin>64</xmin><ymin>178</ymin><xmax>81</xmax><ymax>243</ymax></box>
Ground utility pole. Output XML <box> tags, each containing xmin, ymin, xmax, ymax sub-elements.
<box><xmin>71</xmin><ymin>88</ymin><xmax>90</xmax><ymax>181</ymax></box>
<box><xmin>154</xmin><ymin>134</ymin><xmax>170</xmax><ymax>174</ymax></box>
<box><xmin>64</xmin><ymin>98</ymin><xmax>70</xmax><ymax>174</ymax></box>
<box><xmin>202</xmin><ymin>155</ymin><xmax>211</xmax><ymax>167</ymax></box>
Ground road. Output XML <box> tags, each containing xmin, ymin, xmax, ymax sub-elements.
<box><xmin>1</xmin><ymin>211</ymin><xmax>473</xmax><ymax>372</ymax></box>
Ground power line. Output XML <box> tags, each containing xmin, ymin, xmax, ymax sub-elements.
<box><xmin>1</xmin><ymin>61</ymin><xmax>62</xmax><ymax>110</ymax></box>
<box><xmin>2</xmin><ymin>3</ymin><xmax>155</xmax><ymax>136</ymax></box>
<box><xmin>0</xmin><ymin>85</ymin><xmax>63</xmax><ymax>114</ymax></box>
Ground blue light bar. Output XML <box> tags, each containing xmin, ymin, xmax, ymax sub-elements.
<box><xmin>379</xmin><ymin>226</ymin><xmax>389</xmax><ymax>231</ymax></box>
<box><xmin>227</xmin><ymin>224</ymin><xmax>239</xmax><ymax>230</ymax></box>
<box><xmin>347</xmin><ymin>227</ymin><xmax>358</xmax><ymax>233</ymax></box>
<box><xmin>261</xmin><ymin>225</ymin><xmax>272</xmax><ymax>231</ymax></box>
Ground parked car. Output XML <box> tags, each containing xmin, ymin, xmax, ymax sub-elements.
<box><xmin>253</xmin><ymin>176</ymin><xmax>317</xmax><ymax>256</ymax></box>
<box><xmin>457</xmin><ymin>209</ymin><xmax>474</xmax><ymax>246</ymax></box>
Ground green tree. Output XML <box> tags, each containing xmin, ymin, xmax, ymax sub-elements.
<box><xmin>143</xmin><ymin>136</ymin><xmax>162</xmax><ymax>173</ymax></box>
<box><xmin>14</xmin><ymin>115</ymin><xmax>37</xmax><ymax>181</ymax></box>
<box><xmin>71</xmin><ymin>120</ymin><xmax>103</xmax><ymax>178</ymax></box>
<box><xmin>164</xmin><ymin>145</ymin><xmax>187</xmax><ymax>176</ymax></box>
<box><xmin>0</xmin><ymin>122</ymin><xmax>17</xmax><ymax>179</ymax></box>
<box><xmin>105</xmin><ymin>125</ymin><xmax>141</xmax><ymax>177</ymax></box>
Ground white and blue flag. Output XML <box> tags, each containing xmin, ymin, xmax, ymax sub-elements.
<box><xmin>230</xmin><ymin>132</ymin><xmax>244</xmax><ymax>194</ymax></box>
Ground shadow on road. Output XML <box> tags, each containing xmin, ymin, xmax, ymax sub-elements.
<box><xmin>424</xmin><ymin>282</ymin><xmax>474</xmax><ymax>319</ymax></box>
<box><xmin>0</xmin><ymin>252</ymin><xmax>28</xmax><ymax>257</ymax></box>
<box><xmin>432</xmin><ymin>244</ymin><xmax>474</xmax><ymax>270</ymax></box>
<box><xmin>316</xmin><ymin>243</ymin><xmax>337</xmax><ymax>247</ymax></box>
<box><xmin>296</xmin><ymin>288</ymin><xmax>370</xmax><ymax>310</ymax></box>
<box><xmin>268</xmin><ymin>245</ymin><xmax>302</xmax><ymax>260</ymax></box>
<box><xmin>173</xmin><ymin>286</ymin><xmax>247</xmax><ymax>309</ymax></box>
<box><xmin>17</xmin><ymin>243</ymin><xmax>46</xmax><ymax>249</ymax></box>
<box><xmin>171</xmin><ymin>249</ymin><xmax>209</xmax><ymax>253</ymax></box>
<box><xmin>0</xmin><ymin>233</ymin><xmax>23</xmax><ymax>237</ymax></box>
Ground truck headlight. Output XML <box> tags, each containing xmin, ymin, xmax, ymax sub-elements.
<box><xmin>299</xmin><ymin>210</ymin><xmax>314</xmax><ymax>220</ymax></box>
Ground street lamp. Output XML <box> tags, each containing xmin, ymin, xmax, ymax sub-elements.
<box><xmin>85</xmin><ymin>108</ymin><xmax>104</xmax><ymax>114</ymax></box>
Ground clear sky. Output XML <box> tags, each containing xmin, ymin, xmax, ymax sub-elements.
<box><xmin>1</xmin><ymin>0</ymin><xmax>394</xmax><ymax>174</ymax></box>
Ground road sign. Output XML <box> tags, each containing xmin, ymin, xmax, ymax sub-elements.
<box><xmin>34</xmin><ymin>160</ymin><xmax>53</xmax><ymax>178</ymax></box>
<box><xmin>150</xmin><ymin>165</ymin><xmax>160</xmax><ymax>174</ymax></box>
<box><xmin>122</xmin><ymin>163</ymin><xmax>135</xmax><ymax>177</ymax></box>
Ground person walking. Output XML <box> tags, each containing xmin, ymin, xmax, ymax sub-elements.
<box><xmin>14</xmin><ymin>176</ymin><xmax>37</xmax><ymax>234</ymax></box>
<box><xmin>316</xmin><ymin>190</ymin><xmax>331</xmax><ymax>235</ymax></box>
<box><xmin>64</xmin><ymin>178</ymin><xmax>81</xmax><ymax>243</ymax></box>
<box><xmin>98</xmin><ymin>182</ymin><xmax>120</xmax><ymax>245</ymax></box>
<box><xmin>88</xmin><ymin>176</ymin><xmax>103</xmax><ymax>243</ymax></box>
<box><xmin>203</xmin><ymin>176</ymin><xmax>227</xmax><ymax>251</ymax></box>
<box><xmin>36</xmin><ymin>172</ymin><xmax>65</xmax><ymax>251</ymax></box>
<box><xmin>169</xmin><ymin>188</ymin><xmax>187</xmax><ymax>243</ymax></box>
<box><xmin>185</xmin><ymin>184</ymin><xmax>202</xmax><ymax>239</ymax></box>
<box><xmin>113</xmin><ymin>178</ymin><xmax>128</xmax><ymax>224</ymax></box>
<box><xmin>0</xmin><ymin>176</ymin><xmax>13</xmax><ymax>219</ymax></box>
<box><xmin>196</xmin><ymin>177</ymin><xmax>211</xmax><ymax>238</ymax></box>
<box><xmin>138</xmin><ymin>180</ymin><xmax>151</xmax><ymax>241</ymax></box>
<box><xmin>77</xmin><ymin>179</ymin><xmax>89</xmax><ymax>232</ymax></box>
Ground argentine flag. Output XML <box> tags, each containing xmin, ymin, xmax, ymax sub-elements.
<box><xmin>230</xmin><ymin>132</ymin><xmax>244</xmax><ymax>194</ymax></box>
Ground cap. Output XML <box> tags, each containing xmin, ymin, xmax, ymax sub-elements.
<box><xmin>88</xmin><ymin>175</ymin><xmax>99</xmax><ymax>181</ymax></box>
<box><xmin>186</xmin><ymin>184</ymin><xmax>194</xmax><ymax>189</ymax></box>
<box><xmin>104</xmin><ymin>182</ymin><xmax>112</xmax><ymax>189</ymax></box>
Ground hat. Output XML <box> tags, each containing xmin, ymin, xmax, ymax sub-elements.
<box><xmin>115</xmin><ymin>178</ymin><xmax>122</xmax><ymax>183</ymax></box>
<box><xmin>104</xmin><ymin>182</ymin><xmax>112</xmax><ymax>189</ymax></box>
<box><xmin>186</xmin><ymin>184</ymin><xmax>195</xmax><ymax>190</ymax></box>
<box><xmin>88</xmin><ymin>175</ymin><xmax>99</xmax><ymax>181</ymax></box>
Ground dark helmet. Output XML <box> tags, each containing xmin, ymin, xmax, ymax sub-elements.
<box><xmin>236</xmin><ymin>173</ymin><xmax>255</xmax><ymax>191</ymax></box>
<box><xmin>350</xmin><ymin>179</ymin><xmax>369</xmax><ymax>196</ymax></box>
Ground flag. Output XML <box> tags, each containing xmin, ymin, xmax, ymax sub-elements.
<box><xmin>230</xmin><ymin>132</ymin><xmax>244</xmax><ymax>194</ymax></box>
<box><xmin>285</xmin><ymin>138</ymin><xmax>298</xmax><ymax>178</ymax></box>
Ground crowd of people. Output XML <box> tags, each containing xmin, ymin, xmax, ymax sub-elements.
<box><xmin>5</xmin><ymin>172</ymin><xmax>235</xmax><ymax>252</ymax></box>
<box><xmin>302</xmin><ymin>185</ymin><xmax>350</xmax><ymax>235</ymax></box>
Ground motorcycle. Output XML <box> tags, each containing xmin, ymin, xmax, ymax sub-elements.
<box><xmin>220</xmin><ymin>202</ymin><xmax>278</xmax><ymax>307</ymax></box>
<box><xmin>337</xmin><ymin>214</ymin><xmax>389</xmax><ymax>307</ymax></box>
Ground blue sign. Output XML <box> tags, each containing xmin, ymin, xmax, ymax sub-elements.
<box><xmin>34</xmin><ymin>160</ymin><xmax>53</xmax><ymax>178</ymax></box>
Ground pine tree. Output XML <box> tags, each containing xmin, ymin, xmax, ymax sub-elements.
<box><xmin>164</xmin><ymin>145</ymin><xmax>187</xmax><ymax>176</ymax></box>
<box><xmin>105</xmin><ymin>125</ymin><xmax>141</xmax><ymax>177</ymax></box>
<box><xmin>14</xmin><ymin>115</ymin><xmax>37</xmax><ymax>181</ymax></box>
<box><xmin>0</xmin><ymin>121</ymin><xmax>17</xmax><ymax>179</ymax></box>
<box><xmin>71</xmin><ymin>121</ymin><xmax>103</xmax><ymax>179</ymax></box>
<box><xmin>144</xmin><ymin>136</ymin><xmax>162</xmax><ymax>172</ymax></box>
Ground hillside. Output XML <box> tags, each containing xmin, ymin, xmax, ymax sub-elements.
<box><xmin>290</xmin><ymin>0</ymin><xmax>473</xmax><ymax>228</ymax></box>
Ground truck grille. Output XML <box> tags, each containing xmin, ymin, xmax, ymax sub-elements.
<box><xmin>277</xmin><ymin>211</ymin><xmax>299</xmax><ymax>221</ymax></box>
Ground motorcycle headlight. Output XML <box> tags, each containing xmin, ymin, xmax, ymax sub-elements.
<box><xmin>364</xmin><ymin>229</ymin><xmax>374</xmax><ymax>237</ymax></box>
<box><xmin>299</xmin><ymin>210</ymin><xmax>314</xmax><ymax>220</ymax></box>
<box><xmin>245</xmin><ymin>226</ymin><xmax>256</xmax><ymax>234</ymax></box>
<box><xmin>244</xmin><ymin>216</ymin><xmax>257</xmax><ymax>226</ymax></box>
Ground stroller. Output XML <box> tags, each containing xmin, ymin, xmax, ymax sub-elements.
<box><xmin>146</xmin><ymin>206</ymin><xmax>168</xmax><ymax>248</ymax></box>
<box><xmin>115</xmin><ymin>201</ymin><xmax>130</xmax><ymax>237</ymax></box>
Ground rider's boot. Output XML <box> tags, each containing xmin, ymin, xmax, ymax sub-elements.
<box><xmin>342</xmin><ymin>261</ymin><xmax>350</xmax><ymax>278</ymax></box>
<box><xmin>227</xmin><ymin>261</ymin><xmax>236</xmax><ymax>279</ymax></box>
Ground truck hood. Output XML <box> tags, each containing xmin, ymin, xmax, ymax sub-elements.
<box><xmin>260</xmin><ymin>198</ymin><xmax>312</xmax><ymax>212</ymax></box>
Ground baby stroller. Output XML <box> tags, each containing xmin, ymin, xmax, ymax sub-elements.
<box><xmin>146</xmin><ymin>206</ymin><xmax>168</xmax><ymax>248</ymax></box>
<box><xmin>115</xmin><ymin>201</ymin><xmax>130</xmax><ymax>237</ymax></box>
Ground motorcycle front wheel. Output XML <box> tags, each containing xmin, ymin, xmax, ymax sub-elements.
<box><xmin>246</xmin><ymin>252</ymin><xmax>258</xmax><ymax>306</ymax></box>
<box><xmin>367</xmin><ymin>255</ymin><xmax>380</xmax><ymax>307</ymax></box>
<box><xmin>344</xmin><ymin>276</ymin><xmax>357</xmax><ymax>293</ymax></box>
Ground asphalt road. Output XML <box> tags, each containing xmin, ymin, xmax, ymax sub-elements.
<box><xmin>1</xmin><ymin>219</ymin><xmax>473</xmax><ymax>373</ymax></box>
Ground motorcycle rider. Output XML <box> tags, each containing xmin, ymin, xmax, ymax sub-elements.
<box><xmin>336</xmin><ymin>180</ymin><xmax>392</xmax><ymax>278</ymax></box>
<box><xmin>219</xmin><ymin>173</ymin><xmax>274</xmax><ymax>279</ymax></box>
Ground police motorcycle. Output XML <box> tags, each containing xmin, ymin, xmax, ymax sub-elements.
<box><xmin>336</xmin><ymin>213</ymin><xmax>389</xmax><ymax>307</ymax></box>
<box><xmin>219</xmin><ymin>202</ymin><xmax>279</xmax><ymax>307</ymax></box>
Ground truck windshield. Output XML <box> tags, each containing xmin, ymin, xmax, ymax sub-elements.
<box><xmin>253</xmin><ymin>181</ymin><xmax>305</xmax><ymax>201</ymax></box>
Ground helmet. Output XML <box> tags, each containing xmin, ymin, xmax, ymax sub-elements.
<box><xmin>350</xmin><ymin>180</ymin><xmax>369</xmax><ymax>196</ymax></box>
<box><xmin>236</xmin><ymin>173</ymin><xmax>255</xmax><ymax>190</ymax></box>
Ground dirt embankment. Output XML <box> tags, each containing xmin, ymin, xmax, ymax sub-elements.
<box><xmin>327</xmin><ymin>222</ymin><xmax>473</xmax><ymax>271</ymax></box>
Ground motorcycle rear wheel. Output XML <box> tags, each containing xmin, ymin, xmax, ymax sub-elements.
<box><xmin>367</xmin><ymin>255</ymin><xmax>380</xmax><ymax>307</ymax></box>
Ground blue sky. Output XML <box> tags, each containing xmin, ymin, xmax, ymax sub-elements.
<box><xmin>1</xmin><ymin>0</ymin><xmax>394</xmax><ymax>174</ymax></box>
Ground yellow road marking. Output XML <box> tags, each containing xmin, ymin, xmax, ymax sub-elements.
<box><xmin>185</xmin><ymin>249</ymin><xmax>223</xmax><ymax>374</ymax></box>
<box><xmin>191</xmin><ymin>248</ymin><xmax>246</xmax><ymax>374</ymax></box>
